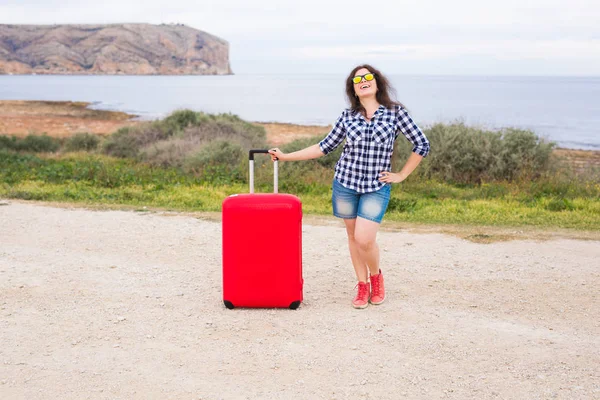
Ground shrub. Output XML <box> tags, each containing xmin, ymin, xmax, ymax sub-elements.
<box><xmin>64</xmin><ymin>132</ymin><xmax>101</xmax><ymax>152</ymax></box>
<box><xmin>141</xmin><ymin>138</ymin><xmax>202</xmax><ymax>168</ymax></box>
<box><xmin>176</xmin><ymin>113</ymin><xmax>267</xmax><ymax>150</ymax></box>
<box><xmin>102</xmin><ymin>127</ymin><xmax>140</xmax><ymax>158</ymax></box>
<box><xmin>184</xmin><ymin>140</ymin><xmax>245</xmax><ymax>182</ymax></box>
<box><xmin>494</xmin><ymin>128</ymin><xmax>554</xmax><ymax>180</ymax></box>
<box><xmin>0</xmin><ymin>135</ymin><xmax>19</xmax><ymax>151</ymax></box>
<box><xmin>163</xmin><ymin>109</ymin><xmax>201</xmax><ymax>131</ymax></box>
<box><xmin>394</xmin><ymin>123</ymin><xmax>556</xmax><ymax>184</ymax></box>
<box><xmin>102</xmin><ymin>110</ymin><xmax>268</xmax><ymax>170</ymax></box>
<box><xmin>17</xmin><ymin>134</ymin><xmax>62</xmax><ymax>153</ymax></box>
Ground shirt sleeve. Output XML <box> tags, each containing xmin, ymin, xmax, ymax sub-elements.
<box><xmin>397</xmin><ymin>106</ymin><xmax>430</xmax><ymax>157</ymax></box>
<box><xmin>319</xmin><ymin>111</ymin><xmax>347</xmax><ymax>155</ymax></box>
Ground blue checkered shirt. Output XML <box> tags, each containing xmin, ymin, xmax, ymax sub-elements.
<box><xmin>319</xmin><ymin>104</ymin><xmax>430</xmax><ymax>193</ymax></box>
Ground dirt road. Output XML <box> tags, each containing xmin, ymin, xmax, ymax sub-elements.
<box><xmin>1</xmin><ymin>202</ymin><xmax>598</xmax><ymax>399</ymax></box>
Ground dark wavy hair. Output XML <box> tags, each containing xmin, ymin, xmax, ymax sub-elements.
<box><xmin>345</xmin><ymin>64</ymin><xmax>403</xmax><ymax>115</ymax></box>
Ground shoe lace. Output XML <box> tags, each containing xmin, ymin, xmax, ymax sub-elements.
<box><xmin>355</xmin><ymin>282</ymin><xmax>369</xmax><ymax>301</ymax></box>
<box><xmin>371</xmin><ymin>275</ymin><xmax>380</xmax><ymax>297</ymax></box>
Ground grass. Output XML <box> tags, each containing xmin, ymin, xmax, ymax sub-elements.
<box><xmin>1</xmin><ymin>110</ymin><xmax>599</xmax><ymax>232</ymax></box>
<box><xmin>1</xmin><ymin>151</ymin><xmax>599</xmax><ymax>231</ymax></box>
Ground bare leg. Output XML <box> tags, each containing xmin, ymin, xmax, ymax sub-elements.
<box><xmin>343</xmin><ymin>218</ymin><xmax>368</xmax><ymax>283</ymax></box>
<box><xmin>353</xmin><ymin>217</ymin><xmax>382</xmax><ymax>277</ymax></box>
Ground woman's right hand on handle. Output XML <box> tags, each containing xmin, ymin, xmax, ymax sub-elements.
<box><xmin>268</xmin><ymin>148</ymin><xmax>286</xmax><ymax>161</ymax></box>
<box><xmin>269</xmin><ymin>144</ymin><xmax>324</xmax><ymax>162</ymax></box>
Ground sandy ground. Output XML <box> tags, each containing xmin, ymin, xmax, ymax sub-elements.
<box><xmin>0</xmin><ymin>101</ymin><xmax>137</xmax><ymax>137</ymax></box>
<box><xmin>0</xmin><ymin>201</ymin><xmax>599</xmax><ymax>399</ymax></box>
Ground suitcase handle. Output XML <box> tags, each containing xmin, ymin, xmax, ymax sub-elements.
<box><xmin>249</xmin><ymin>149</ymin><xmax>272</xmax><ymax>160</ymax></box>
<box><xmin>249</xmin><ymin>149</ymin><xmax>278</xmax><ymax>194</ymax></box>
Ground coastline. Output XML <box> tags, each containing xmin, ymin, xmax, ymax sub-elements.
<box><xmin>1</xmin><ymin>101</ymin><xmax>599</xmax><ymax>172</ymax></box>
<box><xmin>0</xmin><ymin>100</ymin><xmax>333</xmax><ymax>146</ymax></box>
<box><xmin>0</xmin><ymin>100</ymin><xmax>137</xmax><ymax>138</ymax></box>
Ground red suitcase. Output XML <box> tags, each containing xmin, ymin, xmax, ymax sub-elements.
<box><xmin>222</xmin><ymin>149</ymin><xmax>303</xmax><ymax>309</ymax></box>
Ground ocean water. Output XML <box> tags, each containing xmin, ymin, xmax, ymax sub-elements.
<box><xmin>1</xmin><ymin>74</ymin><xmax>599</xmax><ymax>150</ymax></box>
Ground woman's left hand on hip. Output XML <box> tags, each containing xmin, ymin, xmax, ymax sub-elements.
<box><xmin>378</xmin><ymin>171</ymin><xmax>405</xmax><ymax>183</ymax></box>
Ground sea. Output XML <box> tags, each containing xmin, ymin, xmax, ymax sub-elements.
<box><xmin>1</xmin><ymin>74</ymin><xmax>599</xmax><ymax>150</ymax></box>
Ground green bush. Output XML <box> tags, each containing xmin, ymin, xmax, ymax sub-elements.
<box><xmin>163</xmin><ymin>109</ymin><xmax>201</xmax><ymax>131</ymax></box>
<box><xmin>494</xmin><ymin>129</ymin><xmax>555</xmax><ymax>180</ymax></box>
<box><xmin>102</xmin><ymin>127</ymin><xmax>141</xmax><ymax>158</ymax></box>
<box><xmin>64</xmin><ymin>132</ymin><xmax>101</xmax><ymax>152</ymax></box>
<box><xmin>184</xmin><ymin>140</ymin><xmax>245</xmax><ymax>182</ymax></box>
<box><xmin>272</xmin><ymin>123</ymin><xmax>559</xmax><ymax>190</ymax></box>
<box><xmin>176</xmin><ymin>113</ymin><xmax>267</xmax><ymax>150</ymax></box>
<box><xmin>21</xmin><ymin>134</ymin><xmax>62</xmax><ymax>152</ymax></box>
<box><xmin>394</xmin><ymin>123</ymin><xmax>555</xmax><ymax>184</ymax></box>
<box><xmin>102</xmin><ymin>110</ymin><xmax>267</xmax><ymax>170</ymax></box>
<box><xmin>0</xmin><ymin>134</ymin><xmax>62</xmax><ymax>153</ymax></box>
<box><xmin>0</xmin><ymin>135</ymin><xmax>19</xmax><ymax>151</ymax></box>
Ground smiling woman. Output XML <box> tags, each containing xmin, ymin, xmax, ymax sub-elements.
<box><xmin>268</xmin><ymin>64</ymin><xmax>430</xmax><ymax>309</ymax></box>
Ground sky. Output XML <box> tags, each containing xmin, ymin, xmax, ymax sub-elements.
<box><xmin>1</xmin><ymin>0</ymin><xmax>599</xmax><ymax>76</ymax></box>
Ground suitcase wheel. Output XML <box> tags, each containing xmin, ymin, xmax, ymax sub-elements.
<box><xmin>289</xmin><ymin>301</ymin><xmax>301</xmax><ymax>310</ymax></box>
<box><xmin>224</xmin><ymin>300</ymin><xmax>235</xmax><ymax>309</ymax></box>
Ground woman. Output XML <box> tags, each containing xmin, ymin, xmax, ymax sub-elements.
<box><xmin>268</xmin><ymin>64</ymin><xmax>430</xmax><ymax>309</ymax></box>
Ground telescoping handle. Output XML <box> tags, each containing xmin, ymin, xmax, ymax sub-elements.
<box><xmin>249</xmin><ymin>149</ymin><xmax>278</xmax><ymax>194</ymax></box>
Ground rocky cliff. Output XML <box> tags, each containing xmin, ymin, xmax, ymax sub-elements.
<box><xmin>0</xmin><ymin>23</ymin><xmax>232</xmax><ymax>75</ymax></box>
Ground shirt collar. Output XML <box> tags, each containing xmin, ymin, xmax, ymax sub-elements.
<box><xmin>351</xmin><ymin>104</ymin><xmax>388</xmax><ymax>120</ymax></box>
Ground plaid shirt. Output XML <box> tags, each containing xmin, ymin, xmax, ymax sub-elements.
<box><xmin>319</xmin><ymin>104</ymin><xmax>430</xmax><ymax>193</ymax></box>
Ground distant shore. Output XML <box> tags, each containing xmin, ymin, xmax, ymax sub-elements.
<box><xmin>1</xmin><ymin>100</ymin><xmax>599</xmax><ymax>172</ymax></box>
<box><xmin>0</xmin><ymin>100</ymin><xmax>332</xmax><ymax>145</ymax></box>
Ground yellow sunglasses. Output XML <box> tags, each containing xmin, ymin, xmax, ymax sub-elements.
<box><xmin>352</xmin><ymin>73</ymin><xmax>375</xmax><ymax>84</ymax></box>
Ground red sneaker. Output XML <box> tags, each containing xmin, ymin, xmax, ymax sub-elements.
<box><xmin>352</xmin><ymin>281</ymin><xmax>371</xmax><ymax>309</ymax></box>
<box><xmin>369</xmin><ymin>270</ymin><xmax>385</xmax><ymax>305</ymax></box>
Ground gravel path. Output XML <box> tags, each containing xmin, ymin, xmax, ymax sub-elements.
<box><xmin>1</xmin><ymin>202</ymin><xmax>599</xmax><ymax>399</ymax></box>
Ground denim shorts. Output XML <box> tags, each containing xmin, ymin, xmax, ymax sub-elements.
<box><xmin>331</xmin><ymin>179</ymin><xmax>391</xmax><ymax>223</ymax></box>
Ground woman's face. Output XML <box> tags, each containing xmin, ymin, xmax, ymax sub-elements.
<box><xmin>353</xmin><ymin>68</ymin><xmax>378</xmax><ymax>98</ymax></box>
